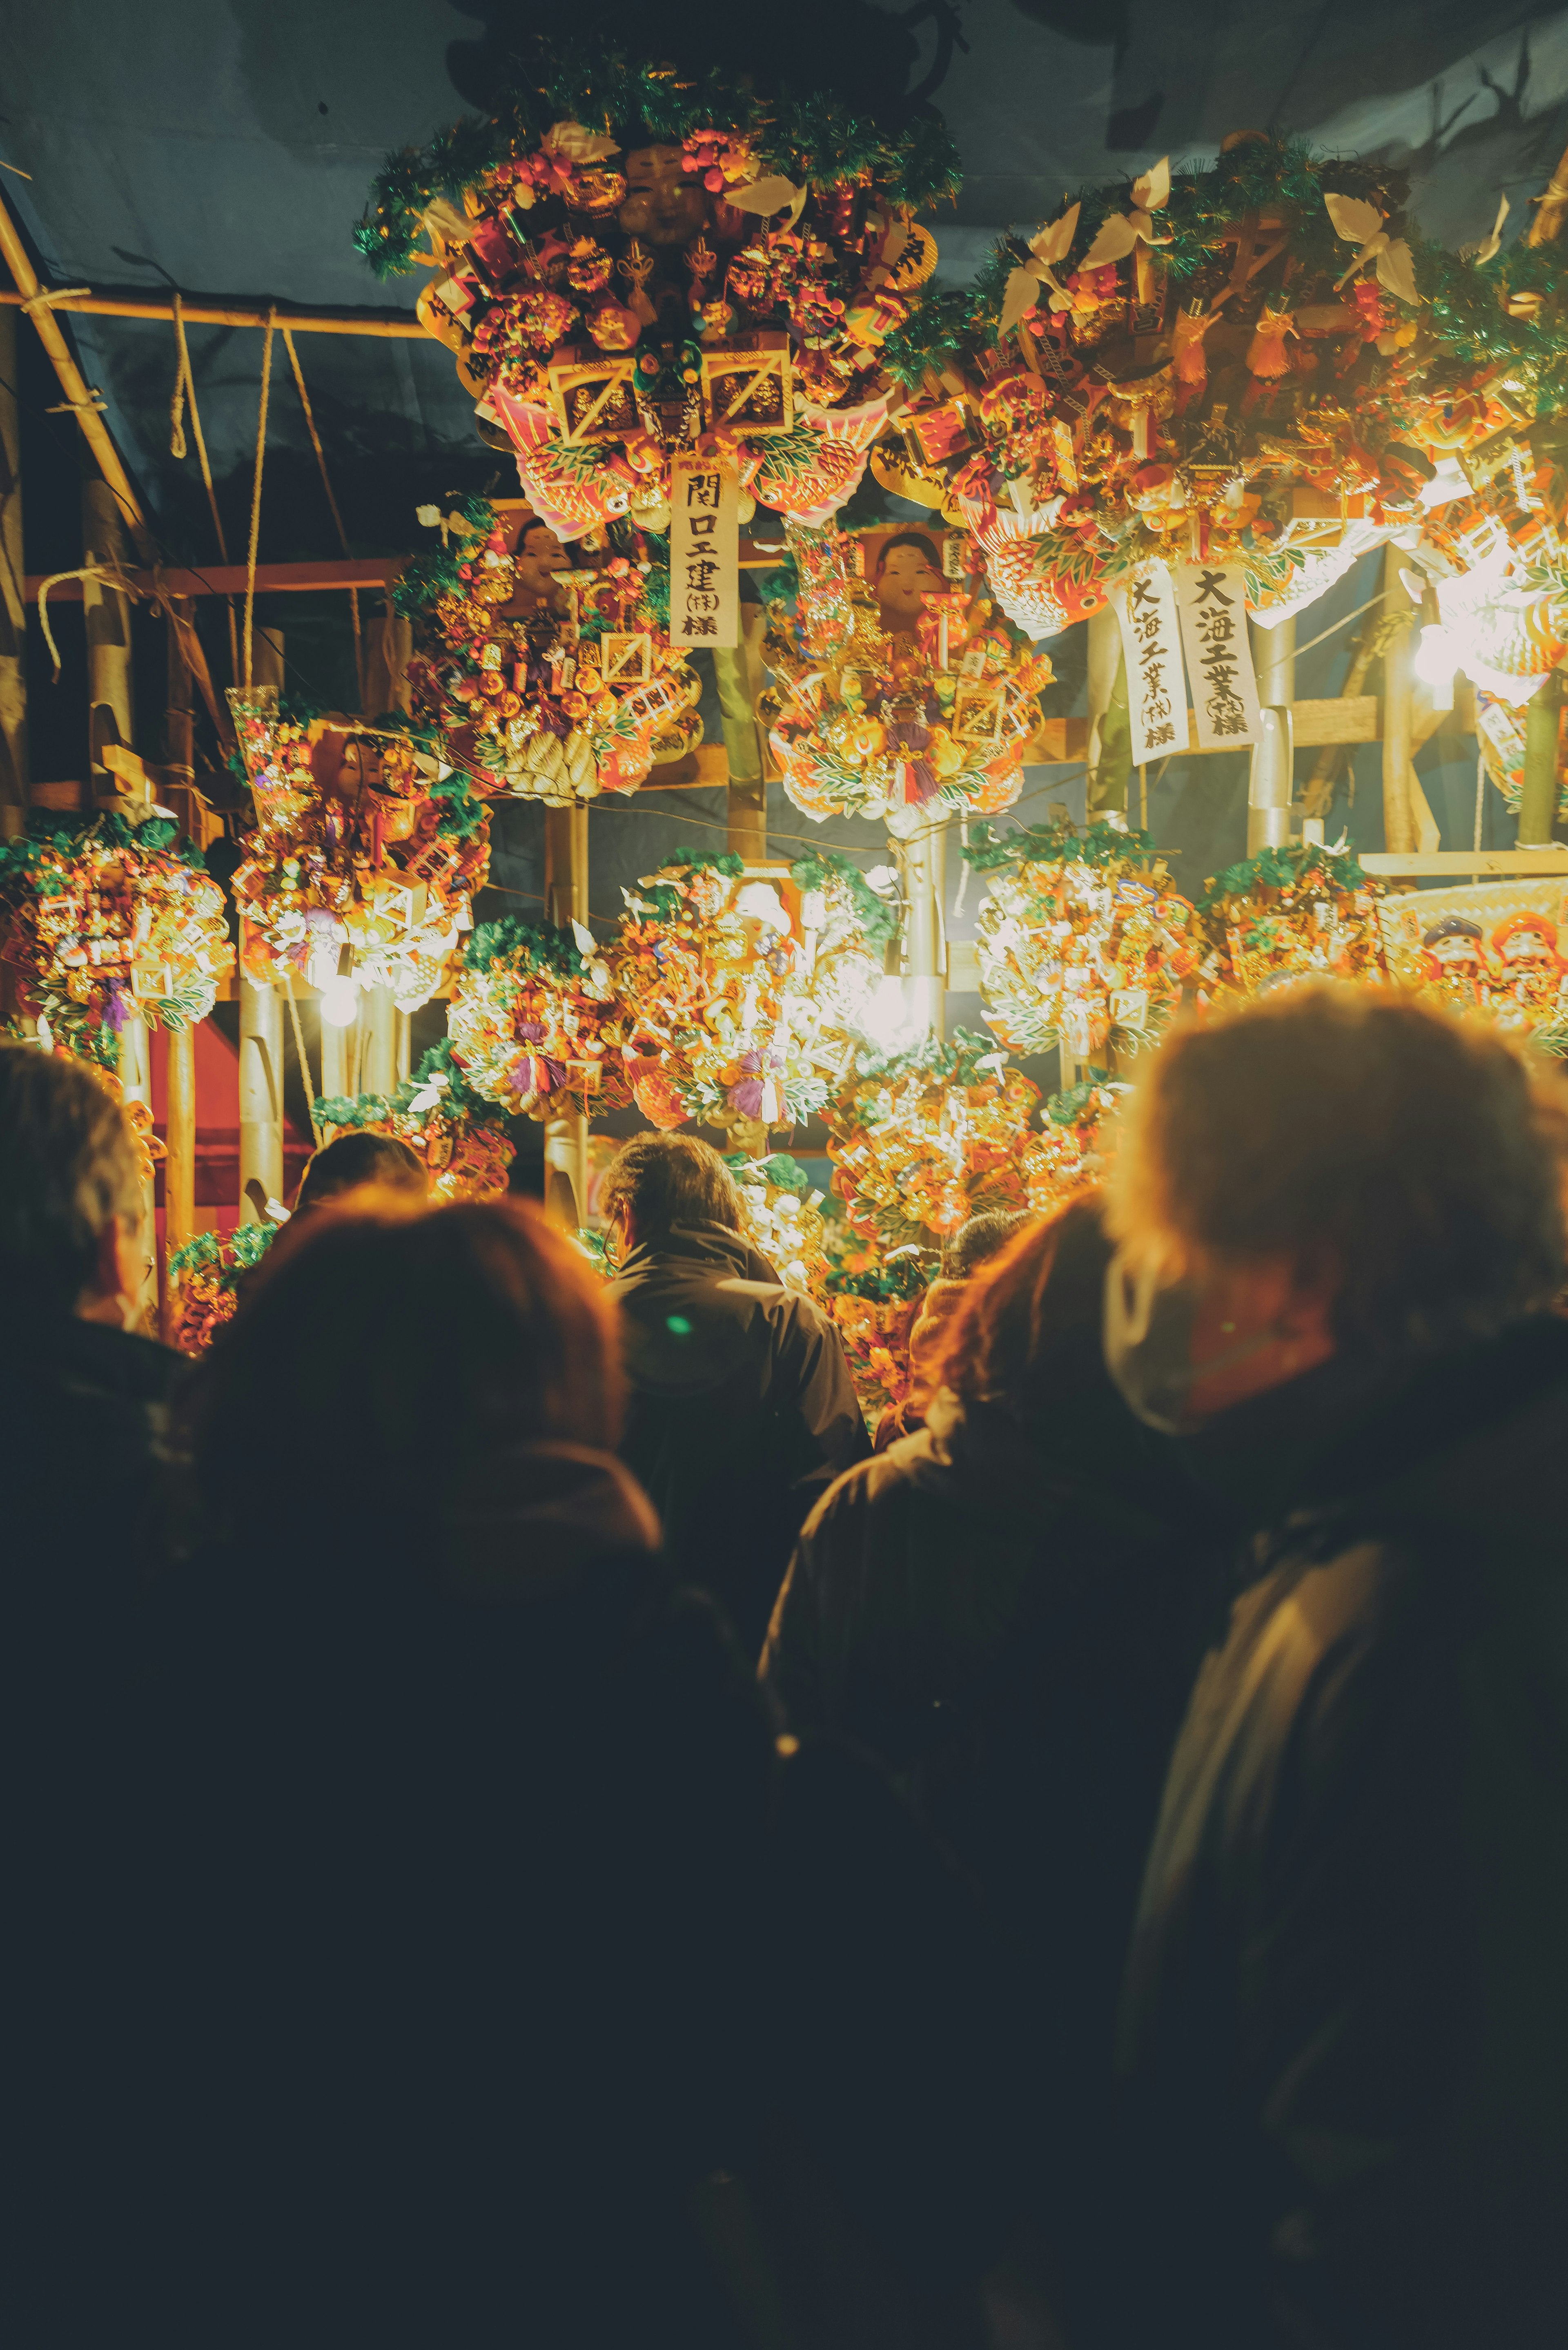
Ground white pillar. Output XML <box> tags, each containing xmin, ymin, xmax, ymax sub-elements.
<box><xmin>1247</xmin><ymin>616</ymin><xmax>1296</xmax><ymax>853</ymax></box>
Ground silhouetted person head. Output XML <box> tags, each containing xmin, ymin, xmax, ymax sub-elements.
<box><xmin>939</xmin><ymin>1191</ymin><xmax>1116</xmax><ymax>1428</ymax></box>
<box><xmin>600</xmin><ymin>1133</ymin><xmax>742</xmax><ymax>1255</ymax></box>
<box><xmin>192</xmin><ymin>1197</ymin><xmax>624</xmax><ymax>1556</ymax></box>
<box><xmin>0</xmin><ymin>1044</ymin><xmax>146</xmax><ymax>1325</ymax></box>
<box><xmin>942</xmin><ymin>1209</ymin><xmax>1031</xmax><ymax>1280</ymax></box>
<box><xmin>294</xmin><ymin>1130</ymin><xmax>429</xmax><ymax>1217</ymax></box>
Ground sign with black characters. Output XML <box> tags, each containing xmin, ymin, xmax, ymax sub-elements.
<box><xmin>669</xmin><ymin>454</ymin><xmax>739</xmax><ymax>650</ymax></box>
<box><xmin>1176</xmin><ymin>562</ymin><xmax>1262</xmax><ymax>751</ymax></box>
<box><xmin>1112</xmin><ymin>562</ymin><xmax>1187</xmax><ymax>765</ymax></box>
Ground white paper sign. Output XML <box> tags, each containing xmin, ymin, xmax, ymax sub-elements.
<box><xmin>668</xmin><ymin>454</ymin><xmax>739</xmax><ymax>650</ymax></box>
<box><xmin>1112</xmin><ymin>562</ymin><xmax>1187</xmax><ymax>764</ymax></box>
<box><xmin>1176</xmin><ymin>562</ymin><xmax>1262</xmax><ymax>750</ymax></box>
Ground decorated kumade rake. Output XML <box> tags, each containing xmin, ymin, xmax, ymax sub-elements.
<box><xmin>358</xmin><ymin>49</ymin><xmax>958</xmax><ymax>537</ymax></box>
<box><xmin>1375</xmin><ymin>879</ymin><xmax>1568</xmax><ymax>1053</ymax></box>
<box><xmin>227</xmin><ymin>689</ymin><xmax>490</xmax><ymax>1015</ymax></box>
<box><xmin>168</xmin><ymin>1223</ymin><xmax>279</xmax><ymax>1358</ymax></box>
<box><xmin>966</xmin><ymin>814</ymin><xmax>1198</xmax><ymax>1062</ymax></box>
<box><xmin>313</xmin><ymin>1040</ymin><xmax>518</xmax><ymax>1201</ymax></box>
<box><xmin>0</xmin><ymin>811</ymin><xmax>232</xmax><ymax>1066</ymax></box>
<box><xmin>398</xmin><ymin>498</ymin><xmax>703</xmax><ymax>803</ymax></box>
<box><xmin>761</xmin><ymin>525</ymin><xmax>1051</xmax><ymax>830</ymax></box>
<box><xmin>826</xmin><ymin>1028</ymin><xmax>1039</xmax><ymax>1251</ymax></box>
<box><xmin>1192</xmin><ymin>841</ymin><xmax>1394</xmax><ymax>1007</ymax></box>
<box><xmin>1018</xmin><ymin>1071</ymin><xmax>1132</xmax><ymax>1217</ymax></box>
<box><xmin>447</xmin><ymin>917</ymin><xmax>628</xmax><ymax>1119</ymax></box>
<box><xmin>723</xmin><ymin>1151</ymin><xmax>829</xmax><ymax>1297</ymax></box>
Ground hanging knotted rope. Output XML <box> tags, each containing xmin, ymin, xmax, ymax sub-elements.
<box><xmin>282</xmin><ymin>326</ymin><xmax>363</xmax><ymax>709</ymax></box>
<box><xmin>243</xmin><ymin>308</ymin><xmax>276</xmax><ymax>689</ymax></box>
<box><xmin>34</xmin><ymin>562</ymin><xmax>138</xmax><ymax>683</ymax></box>
<box><xmin>169</xmin><ymin>288</ymin><xmax>240</xmax><ymax>684</ymax></box>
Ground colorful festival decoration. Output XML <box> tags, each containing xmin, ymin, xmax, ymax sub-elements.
<box><xmin>396</xmin><ymin>497</ymin><xmax>702</xmax><ymax>803</ymax></box>
<box><xmin>820</xmin><ymin>1217</ymin><xmax>930</xmax><ymax>1421</ymax></box>
<box><xmin>1376</xmin><ymin>878</ymin><xmax>1568</xmax><ymax>1052</ymax></box>
<box><xmin>826</xmin><ymin>1027</ymin><xmax>1039</xmax><ymax>1251</ymax></box>
<box><xmin>0</xmin><ymin>812</ymin><xmax>232</xmax><ymax>1066</ymax></box>
<box><xmin>167</xmin><ymin>1222</ymin><xmax>278</xmax><ymax>1357</ymax></box>
<box><xmin>447</xmin><ymin>917</ymin><xmax>628</xmax><ymax>1119</ymax></box>
<box><xmin>1192</xmin><ymin>841</ymin><xmax>1394</xmax><ymax>1006</ymax></box>
<box><xmin>761</xmin><ymin>523</ymin><xmax>1052</xmax><ymax>828</ymax></box>
<box><xmin>606</xmin><ymin>848</ymin><xmax>886</xmax><ymax>1146</ymax></box>
<box><xmin>313</xmin><ymin>1040</ymin><xmax>518</xmax><ymax>1200</ymax></box>
<box><xmin>227</xmin><ymin>690</ymin><xmax>490</xmax><ymax>1015</ymax></box>
<box><xmin>877</xmin><ymin>138</ymin><xmax>1437</xmax><ymax>637</ymax></box>
<box><xmin>1018</xmin><ymin>1072</ymin><xmax>1131</xmax><ymax>1216</ymax></box>
<box><xmin>359</xmin><ymin>49</ymin><xmax>958</xmax><ymax>537</ymax></box>
<box><xmin>724</xmin><ymin>1150</ymin><xmax>828</xmax><ymax>1295</ymax></box>
<box><xmin>965</xmin><ymin>815</ymin><xmax>1198</xmax><ymax>1061</ymax></box>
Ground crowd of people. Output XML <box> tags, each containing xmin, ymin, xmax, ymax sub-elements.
<box><xmin>4</xmin><ymin>979</ymin><xmax>1566</xmax><ymax>2348</ymax></box>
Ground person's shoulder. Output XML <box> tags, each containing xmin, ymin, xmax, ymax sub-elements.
<box><xmin>800</xmin><ymin>1430</ymin><xmax>935</xmax><ymax>1543</ymax></box>
<box><xmin>38</xmin><ymin>1316</ymin><xmax>185</xmax><ymax>1407</ymax></box>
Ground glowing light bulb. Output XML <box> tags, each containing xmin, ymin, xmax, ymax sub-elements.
<box><xmin>863</xmin><ymin>975</ymin><xmax>916</xmax><ymax>1050</ymax></box>
<box><xmin>1413</xmin><ymin>622</ymin><xmax>1457</xmax><ymax>711</ymax></box>
<box><xmin>318</xmin><ymin>974</ymin><xmax>359</xmax><ymax>1028</ymax></box>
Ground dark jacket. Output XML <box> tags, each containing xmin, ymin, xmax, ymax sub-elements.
<box><xmin>761</xmin><ymin>1389</ymin><xmax>1226</xmax><ymax>2146</ymax></box>
<box><xmin>612</xmin><ymin>1220</ymin><xmax>870</xmax><ymax>1651</ymax></box>
<box><xmin>29</xmin><ymin>1440</ymin><xmax>777</xmax><ymax>2349</ymax></box>
<box><xmin>1094</xmin><ymin>1317</ymin><xmax>1568</xmax><ymax>2350</ymax></box>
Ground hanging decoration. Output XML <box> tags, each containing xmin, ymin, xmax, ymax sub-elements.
<box><xmin>1018</xmin><ymin>1071</ymin><xmax>1132</xmax><ymax>1216</ymax></box>
<box><xmin>826</xmin><ymin>1028</ymin><xmax>1039</xmax><ymax>1251</ymax></box>
<box><xmin>1375</xmin><ymin>879</ymin><xmax>1568</xmax><ymax>1052</ymax></box>
<box><xmin>761</xmin><ymin>524</ymin><xmax>1052</xmax><ymax>829</ymax></box>
<box><xmin>0</xmin><ymin>812</ymin><xmax>233</xmax><ymax>1066</ymax></box>
<box><xmin>1192</xmin><ymin>841</ymin><xmax>1394</xmax><ymax>1006</ymax></box>
<box><xmin>358</xmin><ymin>47</ymin><xmax>958</xmax><ymax>535</ymax></box>
<box><xmin>820</xmin><ymin>1217</ymin><xmax>931</xmax><ymax>1421</ymax></box>
<box><xmin>965</xmin><ymin>814</ymin><xmax>1199</xmax><ymax>1061</ymax></box>
<box><xmin>396</xmin><ymin>497</ymin><xmax>703</xmax><ymax>803</ymax></box>
<box><xmin>227</xmin><ymin>690</ymin><xmax>490</xmax><ymax>1015</ymax></box>
<box><xmin>167</xmin><ymin>1222</ymin><xmax>279</xmax><ymax>1358</ymax></box>
<box><xmin>875</xmin><ymin>137</ymin><xmax>1439</xmax><ymax>637</ymax></box>
<box><xmin>313</xmin><ymin>1039</ymin><xmax>518</xmax><ymax>1200</ymax></box>
<box><xmin>446</xmin><ymin>916</ymin><xmax>628</xmax><ymax>1119</ymax></box>
<box><xmin>722</xmin><ymin>1150</ymin><xmax>829</xmax><ymax>1295</ymax></box>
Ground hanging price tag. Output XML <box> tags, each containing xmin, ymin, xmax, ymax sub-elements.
<box><xmin>668</xmin><ymin>454</ymin><xmax>739</xmax><ymax>650</ymax></box>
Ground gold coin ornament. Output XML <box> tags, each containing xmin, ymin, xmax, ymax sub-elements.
<box><xmin>359</xmin><ymin>49</ymin><xmax>960</xmax><ymax>536</ymax></box>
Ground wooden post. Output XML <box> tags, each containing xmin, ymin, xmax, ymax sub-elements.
<box><xmin>1247</xmin><ymin>616</ymin><xmax>1295</xmax><ymax>853</ymax></box>
<box><xmin>360</xmin><ymin>984</ymin><xmax>397</xmax><ymax>1097</ymax></box>
<box><xmin>1381</xmin><ymin>547</ymin><xmax>1417</xmax><ymax>854</ymax></box>
<box><xmin>0</xmin><ymin>304</ymin><xmax>26</xmax><ymax>834</ymax></box>
<box><xmin>1517</xmin><ymin>671</ymin><xmax>1562</xmax><ymax>846</ymax></box>
<box><xmin>163</xmin><ymin>1026</ymin><xmax>196</xmax><ymax>1340</ymax></box>
<box><xmin>543</xmin><ymin>805</ymin><xmax>589</xmax><ymax>1229</ymax></box>
<box><xmin>82</xmin><ymin>477</ymin><xmax>135</xmax><ymax>796</ymax></box>
<box><xmin>719</xmin><ymin>603</ymin><xmax>768</xmax><ymax>858</ymax></box>
<box><xmin>395</xmin><ymin>1010</ymin><xmax>412</xmax><ymax>1085</ymax></box>
<box><xmin>902</xmin><ymin>817</ymin><xmax>947</xmax><ymax>1041</ymax></box>
<box><xmin>319</xmin><ymin>1012</ymin><xmax>350</xmax><ymax>1102</ymax></box>
<box><xmin>239</xmin><ymin>976</ymin><xmax>285</xmax><ymax>1221</ymax></box>
<box><xmin>1086</xmin><ymin>609</ymin><xmax>1131</xmax><ymax>814</ymax></box>
<box><xmin>117</xmin><ymin>1018</ymin><xmax>157</xmax><ymax>1326</ymax></box>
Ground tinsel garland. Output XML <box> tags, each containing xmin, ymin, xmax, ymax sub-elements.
<box><xmin>0</xmin><ymin>813</ymin><xmax>232</xmax><ymax>1066</ymax></box>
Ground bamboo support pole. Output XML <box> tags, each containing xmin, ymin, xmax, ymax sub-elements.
<box><xmin>238</xmin><ymin>975</ymin><xmax>285</xmax><ymax>1222</ymax></box>
<box><xmin>543</xmin><ymin>805</ymin><xmax>589</xmax><ymax>1230</ymax></box>
<box><xmin>319</xmin><ymin>1014</ymin><xmax>350</xmax><ymax>1102</ymax></box>
<box><xmin>163</xmin><ymin>1025</ymin><xmax>196</xmax><ymax>1340</ymax></box>
<box><xmin>360</xmin><ymin>985</ymin><xmax>398</xmax><ymax>1098</ymax></box>
<box><xmin>719</xmin><ymin>603</ymin><xmax>768</xmax><ymax>858</ymax></box>
<box><xmin>0</xmin><ymin>304</ymin><xmax>26</xmax><ymax>831</ymax></box>
<box><xmin>1380</xmin><ymin>546</ymin><xmax>1418</xmax><ymax>854</ymax></box>
<box><xmin>0</xmin><ymin>286</ymin><xmax>424</xmax><ymax>337</ymax></box>
<box><xmin>902</xmin><ymin>817</ymin><xmax>947</xmax><ymax>1043</ymax></box>
<box><xmin>1247</xmin><ymin>618</ymin><xmax>1295</xmax><ymax>853</ymax></box>
<box><xmin>82</xmin><ymin>478</ymin><xmax>135</xmax><ymax>792</ymax></box>
<box><xmin>117</xmin><ymin>1018</ymin><xmax>157</xmax><ymax>1325</ymax></box>
<box><xmin>0</xmin><ymin>191</ymin><xmax>151</xmax><ymax>554</ymax></box>
<box><xmin>1517</xmin><ymin>671</ymin><xmax>1563</xmax><ymax>845</ymax></box>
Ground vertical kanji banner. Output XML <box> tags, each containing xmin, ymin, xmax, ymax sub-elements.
<box><xmin>668</xmin><ymin>455</ymin><xmax>739</xmax><ymax>650</ymax></box>
<box><xmin>1112</xmin><ymin>562</ymin><xmax>1187</xmax><ymax>765</ymax></box>
<box><xmin>1176</xmin><ymin>562</ymin><xmax>1262</xmax><ymax>750</ymax></box>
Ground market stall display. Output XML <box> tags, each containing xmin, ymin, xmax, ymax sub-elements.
<box><xmin>724</xmin><ymin>1150</ymin><xmax>828</xmax><ymax>1295</ymax></box>
<box><xmin>1019</xmin><ymin>1070</ymin><xmax>1131</xmax><ymax>1215</ymax></box>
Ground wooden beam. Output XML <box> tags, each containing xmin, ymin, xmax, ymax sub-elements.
<box><xmin>27</xmin><ymin>557</ymin><xmax>401</xmax><ymax>602</ymax></box>
<box><xmin>0</xmin><ymin>191</ymin><xmax>152</xmax><ymax>555</ymax></box>
<box><xmin>0</xmin><ymin>285</ymin><xmax>424</xmax><ymax>338</ymax></box>
<box><xmin>1359</xmin><ymin>849</ymin><xmax>1568</xmax><ymax>876</ymax></box>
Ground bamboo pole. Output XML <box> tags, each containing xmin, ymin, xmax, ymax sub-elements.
<box><xmin>238</xmin><ymin>975</ymin><xmax>285</xmax><ymax>1222</ymax></box>
<box><xmin>82</xmin><ymin>478</ymin><xmax>135</xmax><ymax>793</ymax></box>
<box><xmin>360</xmin><ymin>985</ymin><xmax>398</xmax><ymax>1097</ymax></box>
<box><xmin>1526</xmin><ymin>140</ymin><xmax>1568</xmax><ymax>247</ymax></box>
<box><xmin>543</xmin><ymin>805</ymin><xmax>589</xmax><ymax>1230</ymax></box>
<box><xmin>1380</xmin><ymin>547</ymin><xmax>1418</xmax><ymax>854</ymax></box>
<box><xmin>0</xmin><ymin>286</ymin><xmax>424</xmax><ymax>337</ymax></box>
<box><xmin>163</xmin><ymin>1026</ymin><xmax>196</xmax><ymax>1339</ymax></box>
<box><xmin>902</xmin><ymin>816</ymin><xmax>947</xmax><ymax>1042</ymax></box>
<box><xmin>1247</xmin><ymin>617</ymin><xmax>1295</xmax><ymax>853</ymax></box>
<box><xmin>0</xmin><ymin>190</ymin><xmax>151</xmax><ymax>554</ymax></box>
<box><xmin>117</xmin><ymin>1018</ymin><xmax>158</xmax><ymax>1327</ymax></box>
<box><xmin>0</xmin><ymin>304</ymin><xmax>26</xmax><ymax>832</ymax></box>
<box><xmin>1517</xmin><ymin>671</ymin><xmax>1562</xmax><ymax>845</ymax></box>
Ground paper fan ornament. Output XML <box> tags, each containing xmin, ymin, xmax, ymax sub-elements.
<box><xmin>0</xmin><ymin>811</ymin><xmax>233</xmax><ymax>1067</ymax></box>
<box><xmin>398</xmin><ymin>498</ymin><xmax>703</xmax><ymax>803</ymax></box>
<box><xmin>447</xmin><ymin>917</ymin><xmax>628</xmax><ymax>1119</ymax></box>
<box><xmin>967</xmin><ymin>814</ymin><xmax>1198</xmax><ymax>1061</ymax></box>
<box><xmin>358</xmin><ymin>50</ymin><xmax>958</xmax><ymax>534</ymax></box>
<box><xmin>761</xmin><ymin>525</ymin><xmax>1051</xmax><ymax>831</ymax></box>
<box><xmin>827</xmin><ymin>1028</ymin><xmax>1039</xmax><ymax>1251</ymax></box>
<box><xmin>1193</xmin><ymin>841</ymin><xmax>1393</xmax><ymax>1006</ymax></box>
<box><xmin>227</xmin><ymin>690</ymin><xmax>490</xmax><ymax>1016</ymax></box>
<box><xmin>313</xmin><ymin>1040</ymin><xmax>518</xmax><ymax>1202</ymax></box>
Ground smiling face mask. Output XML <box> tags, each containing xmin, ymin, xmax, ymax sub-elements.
<box><xmin>1102</xmin><ymin>1250</ymin><xmax>1287</xmax><ymax>1436</ymax></box>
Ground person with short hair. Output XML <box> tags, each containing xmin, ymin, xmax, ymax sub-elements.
<box><xmin>1085</xmin><ymin>983</ymin><xmax>1568</xmax><ymax>2350</ymax></box>
<box><xmin>292</xmin><ymin>1128</ymin><xmax>429</xmax><ymax>1216</ymax></box>
<box><xmin>877</xmin><ymin>1207</ymin><xmax>1032</xmax><ymax>1449</ymax></box>
<box><xmin>602</xmin><ymin>1131</ymin><xmax>869</xmax><ymax>1649</ymax></box>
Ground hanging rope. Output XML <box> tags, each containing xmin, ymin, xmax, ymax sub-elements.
<box><xmin>281</xmin><ymin>326</ymin><xmax>363</xmax><ymax>708</ymax></box>
<box><xmin>243</xmin><ymin>308</ymin><xmax>276</xmax><ymax>690</ymax></box>
<box><xmin>35</xmin><ymin>562</ymin><xmax>137</xmax><ymax>682</ymax></box>
<box><xmin>169</xmin><ymin>288</ymin><xmax>240</xmax><ymax>685</ymax></box>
